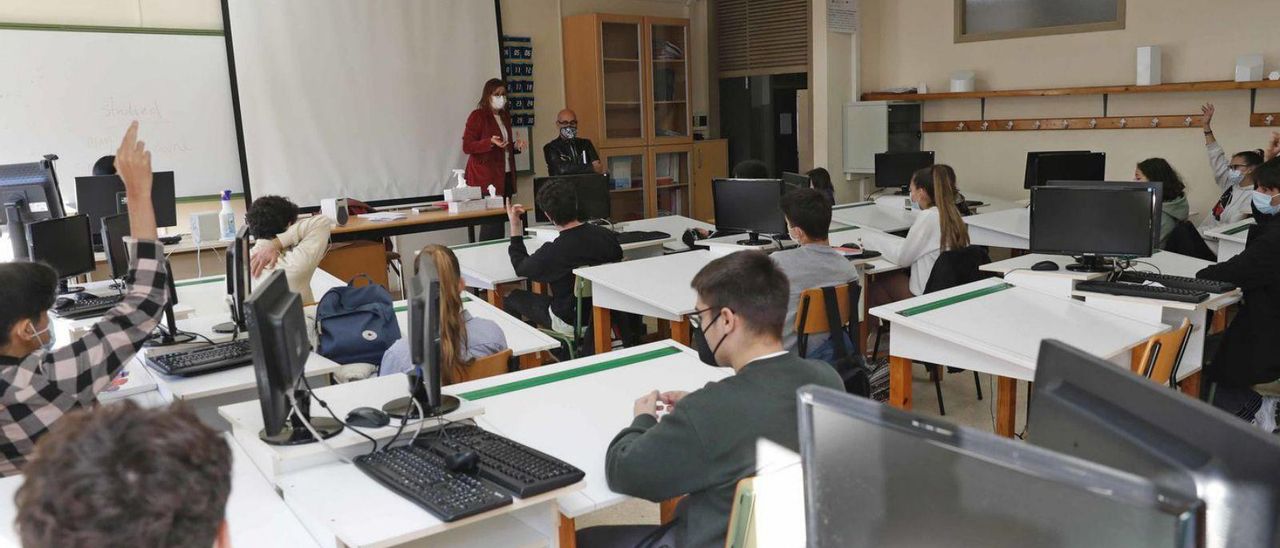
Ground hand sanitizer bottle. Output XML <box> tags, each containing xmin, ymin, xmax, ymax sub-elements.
<box><xmin>218</xmin><ymin>190</ymin><xmax>236</xmax><ymax>240</ymax></box>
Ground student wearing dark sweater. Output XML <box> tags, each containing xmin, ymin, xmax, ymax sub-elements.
<box><xmin>504</xmin><ymin>180</ymin><xmax>623</xmax><ymax>333</ymax></box>
<box><xmin>1197</xmin><ymin>155</ymin><xmax>1280</xmax><ymax>432</ymax></box>
<box><xmin>586</xmin><ymin>251</ymin><xmax>843</xmax><ymax>548</ymax></box>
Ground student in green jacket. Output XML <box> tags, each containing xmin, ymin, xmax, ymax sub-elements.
<box><xmin>1134</xmin><ymin>157</ymin><xmax>1189</xmax><ymax>247</ymax></box>
<box><xmin>585</xmin><ymin>251</ymin><xmax>844</xmax><ymax>548</ymax></box>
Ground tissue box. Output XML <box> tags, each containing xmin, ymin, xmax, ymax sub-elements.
<box><xmin>444</xmin><ymin>186</ymin><xmax>482</xmax><ymax>202</ymax></box>
<box><xmin>484</xmin><ymin>196</ymin><xmax>505</xmax><ymax>209</ymax></box>
<box><xmin>1136</xmin><ymin>46</ymin><xmax>1161</xmax><ymax>86</ymax></box>
<box><xmin>448</xmin><ymin>199</ymin><xmax>486</xmax><ymax>214</ymax></box>
<box><xmin>1236</xmin><ymin>54</ymin><xmax>1264</xmax><ymax>82</ymax></box>
<box><xmin>949</xmin><ymin>70</ymin><xmax>975</xmax><ymax>93</ymax></box>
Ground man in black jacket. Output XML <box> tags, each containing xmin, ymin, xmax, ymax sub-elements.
<box><xmin>543</xmin><ymin>109</ymin><xmax>602</xmax><ymax>176</ymax></box>
<box><xmin>1198</xmin><ymin>156</ymin><xmax>1280</xmax><ymax>431</ymax></box>
<box><xmin>504</xmin><ymin>180</ymin><xmax>622</xmax><ymax>334</ymax></box>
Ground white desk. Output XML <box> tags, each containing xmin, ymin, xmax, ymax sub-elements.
<box><xmin>1203</xmin><ymin>218</ymin><xmax>1252</xmax><ymax>263</ymax></box>
<box><xmin>574</xmin><ymin>251</ymin><xmax>716</xmax><ymax>354</ymax></box>
<box><xmin>50</xmin><ymin>279</ymin><xmax>198</xmax><ymax>343</ymax></box>
<box><xmin>871</xmin><ymin>278</ymin><xmax>1168</xmax><ymax>437</ymax></box>
<box><xmin>830</xmin><ymin>202</ymin><xmax>915</xmax><ymax>233</ymax></box>
<box><xmin>0</xmin><ymin>434</ymin><xmax>319</xmax><ymax>548</ymax></box>
<box><xmin>964</xmin><ymin>207</ymin><xmax>1029</xmax><ymax>250</ymax></box>
<box><xmin>529</xmin><ymin>215</ymin><xmax>712</xmax><ymax>253</ymax></box>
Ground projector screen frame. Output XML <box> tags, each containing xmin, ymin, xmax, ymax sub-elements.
<box><xmin>220</xmin><ymin>0</ymin><xmax>507</xmax><ymax>213</ymax></box>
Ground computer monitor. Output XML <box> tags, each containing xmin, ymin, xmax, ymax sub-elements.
<box><xmin>74</xmin><ymin>172</ymin><xmax>178</xmax><ymax>240</ymax></box>
<box><xmin>382</xmin><ymin>249</ymin><xmax>460</xmax><ymax>419</ymax></box>
<box><xmin>874</xmin><ymin>151</ymin><xmax>935</xmax><ymax>191</ymax></box>
<box><xmin>781</xmin><ymin>171</ymin><xmax>810</xmax><ymax>190</ymax></box>
<box><xmin>26</xmin><ymin>214</ymin><xmax>95</xmax><ymax>296</ymax></box>
<box><xmin>145</xmin><ymin>259</ymin><xmax>194</xmax><ymax>347</ymax></box>
<box><xmin>798</xmin><ymin>385</ymin><xmax>1203</xmax><ymax>548</ymax></box>
<box><xmin>101</xmin><ymin>213</ymin><xmax>131</xmax><ymax>281</ymax></box>
<box><xmin>0</xmin><ymin>158</ymin><xmax>67</xmax><ymax>261</ymax></box>
<box><xmin>1024</xmin><ymin>151</ymin><xmax>1106</xmax><ymax>189</ymax></box>
<box><xmin>214</xmin><ymin>225</ymin><xmax>252</xmax><ymax>334</ymax></box>
<box><xmin>1029</xmin><ymin>182</ymin><xmax>1160</xmax><ymax>272</ymax></box>
<box><xmin>712</xmin><ymin>178</ymin><xmax>787</xmax><ymax>246</ymax></box>
<box><xmin>245</xmin><ymin>269</ymin><xmax>343</xmax><ymax>446</ymax></box>
<box><xmin>1031</xmin><ymin>339</ymin><xmax>1280</xmax><ymax>548</ymax></box>
<box><xmin>532</xmin><ymin>173</ymin><xmax>611</xmax><ymax>224</ymax></box>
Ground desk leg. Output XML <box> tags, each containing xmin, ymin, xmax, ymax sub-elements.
<box><xmin>518</xmin><ymin>352</ymin><xmax>543</xmax><ymax>370</ymax></box>
<box><xmin>559</xmin><ymin>514</ymin><xmax>577</xmax><ymax>548</ymax></box>
<box><xmin>996</xmin><ymin>377</ymin><xmax>1017</xmax><ymax>438</ymax></box>
<box><xmin>467</xmin><ymin>226</ymin><xmax>476</xmax><ymax>243</ymax></box>
<box><xmin>670</xmin><ymin>319</ymin><xmax>691</xmax><ymax>346</ymax></box>
<box><xmin>593</xmin><ymin>306</ymin><xmax>612</xmax><ymax>355</ymax></box>
<box><xmin>1179</xmin><ymin>370</ymin><xmax>1202</xmax><ymax>399</ymax></box>
<box><xmin>1211</xmin><ymin>307</ymin><xmax>1230</xmax><ymax>334</ymax></box>
<box><xmin>488</xmin><ymin>288</ymin><xmax>504</xmax><ymax>308</ymax></box>
<box><xmin>660</xmin><ymin>497</ymin><xmax>683</xmax><ymax>524</ymax></box>
<box><xmin>888</xmin><ymin>356</ymin><xmax>912</xmax><ymax>410</ymax></box>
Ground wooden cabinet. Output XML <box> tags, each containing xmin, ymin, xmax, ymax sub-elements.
<box><xmin>600</xmin><ymin>147</ymin><xmax>648</xmax><ymax>221</ymax></box>
<box><xmin>691</xmin><ymin>139</ymin><xmax>728</xmax><ymax>222</ymax></box>
<box><xmin>645</xmin><ymin>17</ymin><xmax>692</xmax><ymax>145</ymax></box>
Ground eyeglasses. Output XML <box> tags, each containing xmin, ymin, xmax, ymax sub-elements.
<box><xmin>556</xmin><ymin>120</ymin><xmax>579</xmax><ymax>127</ymax></box>
<box><xmin>687</xmin><ymin>306</ymin><xmax>721</xmax><ymax>330</ymax></box>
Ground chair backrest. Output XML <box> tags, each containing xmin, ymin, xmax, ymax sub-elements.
<box><xmin>1163</xmin><ymin>220</ymin><xmax>1216</xmax><ymax>261</ymax></box>
<box><xmin>724</xmin><ymin>476</ymin><xmax>758</xmax><ymax>548</ymax></box>
<box><xmin>1134</xmin><ymin>318</ymin><xmax>1193</xmax><ymax>387</ymax></box>
<box><xmin>455</xmin><ymin>349</ymin><xmax>513</xmax><ymax>384</ymax></box>
<box><xmin>794</xmin><ymin>282</ymin><xmax>858</xmax><ymax>335</ymax></box>
<box><xmin>924</xmin><ymin>245</ymin><xmax>994</xmax><ymax>294</ymax></box>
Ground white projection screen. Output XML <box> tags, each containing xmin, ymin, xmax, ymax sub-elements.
<box><xmin>224</xmin><ymin>0</ymin><xmax>501</xmax><ymax>208</ymax></box>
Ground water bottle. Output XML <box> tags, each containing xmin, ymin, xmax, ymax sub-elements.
<box><xmin>218</xmin><ymin>190</ymin><xmax>236</xmax><ymax>240</ymax></box>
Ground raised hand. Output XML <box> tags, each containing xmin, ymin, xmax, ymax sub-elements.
<box><xmin>115</xmin><ymin>121</ymin><xmax>157</xmax><ymax>241</ymax></box>
<box><xmin>1200</xmin><ymin>103</ymin><xmax>1215</xmax><ymax>130</ymax></box>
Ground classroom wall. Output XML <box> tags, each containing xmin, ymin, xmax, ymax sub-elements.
<box><xmin>858</xmin><ymin>0</ymin><xmax>1280</xmax><ymax>215</ymax></box>
<box><xmin>811</xmin><ymin>0</ymin><xmax>860</xmax><ymax>204</ymax></box>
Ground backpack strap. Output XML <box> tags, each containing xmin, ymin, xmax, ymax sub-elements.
<box><xmin>347</xmin><ymin>274</ymin><xmax>378</xmax><ymax>288</ymax></box>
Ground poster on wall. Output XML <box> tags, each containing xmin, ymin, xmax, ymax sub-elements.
<box><xmin>828</xmin><ymin>0</ymin><xmax>858</xmax><ymax>33</ymax></box>
<box><xmin>513</xmin><ymin>126</ymin><xmax>533</xmax><ymax>173</ymax></box>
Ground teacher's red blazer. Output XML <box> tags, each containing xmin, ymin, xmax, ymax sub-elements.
<box><xmin>461</xmin><ymin>108</ymin><xmax>517</xmax><ymax>196</ymax></box>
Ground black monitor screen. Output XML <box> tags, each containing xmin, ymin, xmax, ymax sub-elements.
<box><xmin>1030</xmin><ymin>183</ymin><xmax>1159</xmax><ymax>259</ymax></box>
<box><xmin>781</xmin><ymin>171</ymin><xmax>809</xmax><ymax>190</ymax></box>
<box><xmin>1025</xmin><ymin>152</ymin><xmax>1105</xmax><ymax>189</ymax></box>
<box><xmin>874</xmin><ymin>151</ymin><xmax>934</xmax><ymax>189</ymax></box>
<box><xmin>532</xmin><ymin>173</ymin><xmax>611</xmax><ymax>224</ymax></box>
<box><xmin>0</xmin><ymin>160</ymin><xmax>66</xmax><ymax>224</ymax></box>
<box><xmin>74</xmin><ymin>172</ymin><xmax>178</xmax><ymax>232</ymax></box>
<box><xmin>27</xmin><ymin>214</ymin><xmax>94</xmax><ymax>279</ymax></box>
<box><xmin>799</xmin><ymin>385</ymin><xmax>1202</xmax><ymax>548</ymax></box>
<box><xmin>245</xmin><ymin>270</ymin><xmax>311</xmax><ymax>437</ymax></box>
<box><xmin>101</xmin><ymin>213</ymin><xmax>131</xmax><ymax>280</ymax></box>
<box><xmin>712</xmin><ymin>178</ymin><xmax>787</xmax><ymax>235</ymax></box>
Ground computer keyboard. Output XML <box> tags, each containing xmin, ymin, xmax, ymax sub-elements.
<box><xmin>615</xmin><ymin>230</ymin><xmax>671</xmax><ymax>244</ymax></box>
<box><xmin>52</xmin><ymin>295</ymin><xmax>124</xmax><ymax>319</ymax></box>
<box><xmin>1075</xmin><ymin>280</ymin><xmax>1209</xmax><ymax>303</ymax></box>
<box><xmin>1115</xmin><ymin>271</ymin><xmax>1236</xmax><ymax>294</ymax></box>
<box><xmin>354</xmin><ymin>443</ymin><xmax>512</xmax><ymax>522</ymax></box>
<box><xmin>421</xmin><ymin>425</ymin><xmax>585</xmax><ymax>498</ymax></box>
<box><xmin>144</xmin><ymin>339</ymin><xmax>253</xmax><ymax>376</ymax></box>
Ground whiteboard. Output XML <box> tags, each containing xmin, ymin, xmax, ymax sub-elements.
<box><xmin>0</xmin><ymin>29</ymin><xmax>242</xmax><ymax>201</ymax></box>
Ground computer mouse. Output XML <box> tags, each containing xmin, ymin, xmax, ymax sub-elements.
<box><xmin>1031</xmin><ymin>260</ymin><xmax>1060</xmax><ymax>272</ymax></box>
<box><xmin>345</xmin><ymin>406</ymin><xmax>390</xmax><ymax>428</ymax></box>
<box><xmin>445</xmin><ymin>450</ymin><xmax>479</xmax><ymax>474</ymax></box>
<box><xmin>54</xmin><ymin>297</ymin><xmax>76</xmax><ymax>310</ymax></box>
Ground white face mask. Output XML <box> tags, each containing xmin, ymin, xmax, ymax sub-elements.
<box><xmin>27</xmin><ymin>322</ymin><xmax>53</xmax><ymax>351</ymax></box>
<box><xmin>490</xmin><ymin>95</ymin><xmax>506</xmax><ymax>110</ymax></box>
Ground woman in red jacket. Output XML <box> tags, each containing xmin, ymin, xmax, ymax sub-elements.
<box><xmin>463</xmin><ymin>78</ymin><xmax>526</xmax><ymax>240</ymax></box>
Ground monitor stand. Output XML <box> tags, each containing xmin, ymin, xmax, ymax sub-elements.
<box><xmin>212</xmin><ymin>302</ymin><xmax>242</xmax><ymax>334</ymax></box>
<box><xmin>3</xmin><ymin>201</ymin><xmax>29</xmax><ymax>261</ymax></box>
<box><xmin>1066</xmin><ymin>256</ymin><xmax>1114</xmax><ymax>273</ymax></box>
<box><xmin>58</xmin><ymin>279</ymin><xmax>86</xmax><ymax>296</ymax></box>
<box><xmin>383</xmin><ymin>370</ymin><xmax>460</xmax><ymax>419</ymax></box>
<box><xmin>735</xmin><ymin>232</ymin><xmax>771</xmax><ymax>246</ymax></box>
<box><xmin>895</xmin><ymin>186</ymin><xmax>910</xmax><ymax>196</ymax></box>
<box><xmin>260</xmin><ymin>389</ymin><xmax>344</xmax><ymax>446</ymax></box>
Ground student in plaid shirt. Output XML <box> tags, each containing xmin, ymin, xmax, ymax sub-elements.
<box><xmin>0</xmin><ymin>122</ymin><xmax>169</xmax><ymax>477</ymax></box>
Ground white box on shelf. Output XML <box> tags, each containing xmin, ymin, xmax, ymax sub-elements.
<box><xmin>444</xmin><ymin>186</ymin><xmax>482</xmax><ymax>202</ymax></box>
<box><xmin>1136</xmin><ymin>46</ymin><xmax>1162</xmax><ymax>85</ymax></box>
<box><xmin>949</xmin><ymin>70</ymin><xmax>975</xmax><ymax>93</ymax></box>
<box><xmin>1236</xmin><ymin>54</ymin><xmax>1264</xmax><ymax>82</ymax></box>
<box><xmin>448</xmin><ymin>199</ymin><xmax>486</xmax><ymax>214</ymax></box>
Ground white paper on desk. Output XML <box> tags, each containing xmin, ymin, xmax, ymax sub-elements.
<box><xmin>97</xmin><ymin>358</ymin><xmax>158</xmax><ymax>402</ymax></box>
<box><xmin>359</xmin><ymin>212</ymin><xmax>408</xmax><ymax>222</ymax></box>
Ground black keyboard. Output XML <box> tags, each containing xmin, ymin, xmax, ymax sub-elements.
<box><xmin>1116</xmin><ymin>271</ymin><xmax>1236</xmax><ymax>294</ymax></box>
<box><xmin>615</xmin><ymin>230</ymin><xmax>671</xmax><ymax>244</ymax></box>
<box><xmin>144</xmin><ymin>339</ymin><xmax>253</xmax><ymax>376</ymax></box>
<box><xmin>421</xmin><ymin>425</ymin><xmax>585</xmax><ymax>498</ymax></box>
<box><xmin>1076</xmin><ymin>280</ymin><xmax>1209</xmax><ymax>303</ymax></box>
<box><xmin>52</xmin><ymin>295</ymin><xmax>124</xmax><ymax>319</ymax></box>
<box><xmin>354</xmin><ymin>443</ymin><xmax>512</xmax><ymax>522</ymax></box>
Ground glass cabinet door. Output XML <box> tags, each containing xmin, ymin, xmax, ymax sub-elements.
<box><xmin>648</xmin><ymin>21</ymin><xmax>689</xmax><ymax>142</ymax></box>
<box><xmin>604</xmin><ymin>150</ymin><xmax>647</xmax><ymax>221</ymax></box>
<box><xmin>601</xmin><ymin>21</ymin><xmax>644</xmax><ymax>142</ymax></box>
<box><xmin>653</xmin><ymin>149</ymin><xmax>691</xmax><ymax>217</ymax></box>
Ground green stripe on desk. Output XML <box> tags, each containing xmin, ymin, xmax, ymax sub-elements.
<box><xmin>451</xmin><ymin>236</ymin><xmax>529</xmax><ymax>250</ymax></box>
<box><xmin>899</xmin><ymin>283</ymin><xmax>1013</xmax><ymax>317</ymax></box>
<box><xmin>1223</xmin><ymin>224</ymin><xmax>1252</xmax><ymax>236</ymax></box>
<box><xmin>175</xmin><ymin>276</ymin><xmax>225</xmax><ymax>288</ymax></box>
<box><xmin>458</xmin><ymin>346</ymin><xmax>683</xmax><ymax>401</ymax></box>
<box><xmin>833</xmin><ymin>202</ymin><xmax>873</xmax><ymax>211</ymax></box>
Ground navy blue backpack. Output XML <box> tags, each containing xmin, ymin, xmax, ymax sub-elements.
<box><xmin>315</xmin><ymin>275</ymin><xmax>400</xmax><ymax>366</ymax></box>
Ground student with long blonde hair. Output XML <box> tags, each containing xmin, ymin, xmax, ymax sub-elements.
<box><xmin>380</xmin><ymin>245</ymin><xmax>508</xmax><ymax>384</ymax></box>
<box><xmin>865</xmin><ymin>164</ymin><xmax>970</xmax><ymax>307</ymax></box>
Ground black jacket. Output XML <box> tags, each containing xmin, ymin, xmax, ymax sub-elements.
<box><xmin>508</xmin><ymin>224</ymin><xmax>622</xmax><ymax>324</ymax></box>
<box><xmin>1197</xmin><ymin>215</ymin><xmax>1280</xmax><ymax>386</ymax></box>
<box><xmin>543</xmin><ymin>137</ymin><xmax>600</xmax><ymax>176</ymax></box>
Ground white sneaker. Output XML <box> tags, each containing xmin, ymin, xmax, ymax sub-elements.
<box><xmin>1253</xmin><ymin>396</ymin><xmax>1279</xmax><ymax>433</ymax></box>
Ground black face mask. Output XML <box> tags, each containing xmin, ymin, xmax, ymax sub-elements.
<box><xmin>691</xmin><ymin>311</ymin><xmax>727</xmax><ymax>367</ymax></box>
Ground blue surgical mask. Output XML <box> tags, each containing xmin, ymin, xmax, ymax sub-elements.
<box><xmin>1227</xmin><ymin>169</ymin><xmax>1246</xmax><ymax>186</ymax></box>
<box><xmin>1252</xmin><ymin>190</ymin><xmax>1279</xmax><ymax>215</ymax></box>
<box><xmin>909</xmin><ymin>200</ymin><xmax>921</xmax><ymax>210</ymax></box>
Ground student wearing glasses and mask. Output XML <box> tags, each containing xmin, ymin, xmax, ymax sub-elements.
<box><xmin>1199</xmin><ymin>103</ymin><xmax>1266</xmax><ymax>230</ymax></box>
<box><xmin>543</xmin><ymin>109</ymin><xmax>603</xmax><ymax>176</ymax></box>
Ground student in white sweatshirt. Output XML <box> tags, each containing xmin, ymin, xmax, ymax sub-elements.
<box><xmin>1200</xmin><ymin>103</ymin><xmax>1266</xmax><ymax>230</ymax></box>
<box><xmin>246</xmin><ymin>195</ymin><xmax>335</xmax><ymax>304</ymax></box>
<box><xmin>864</xmin><ymin>164</ymin><xmax>971</xmax><ymax>307</ymax></box>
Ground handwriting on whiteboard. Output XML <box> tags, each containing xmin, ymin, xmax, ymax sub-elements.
<box><xmin>101</xmin><ymin>97</ymin><xmax>166</xmax><ymax>121</ymax></box>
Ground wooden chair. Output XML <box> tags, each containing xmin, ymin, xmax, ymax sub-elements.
<box><xmin>794</xmin><ymin>282</ymin><xmax>860</xmax><ymax>359</ymax></box>
<box><xmin>453</xmin><ymin>349</ymin><xmax>514</xmax><ymax>384</ymax></box>
<box><xmin>1133</xmin><ymin>318</ymin><xmax>1193</xmax><ymax>388</ymax></box>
